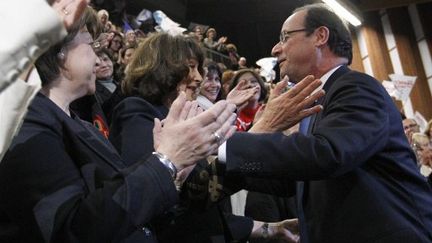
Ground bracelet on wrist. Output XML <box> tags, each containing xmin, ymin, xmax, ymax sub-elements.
<box><xmin>152</xmin><ymin>151</ymin><xmax>177</xmax><ymax>179</ymax></box>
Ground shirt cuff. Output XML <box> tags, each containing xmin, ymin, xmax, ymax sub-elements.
<box><xmin>218</xmin><ymin>141</ymin><xmax>227</xmax><ymax>163</ymax></box>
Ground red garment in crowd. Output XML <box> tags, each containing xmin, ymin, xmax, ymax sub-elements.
<box><xmin>235</xmin><ymin>104</ymin><xmax>261</xmax><ymax>132</ymax></box>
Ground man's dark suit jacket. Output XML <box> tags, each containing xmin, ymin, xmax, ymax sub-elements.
<box><xmin>109</xmin><ymin>97</ymin><xmax>253</xmax><ymax>243</ymax></box>
<box><xmin>225</xmin><ymin>66</ymin><xmax>432</xmax><ymax>243</ymax></box>
<box><xmin>0</xmin><ymin>93</ymin><xmax>179</xmax><ymax>242</ymax></box>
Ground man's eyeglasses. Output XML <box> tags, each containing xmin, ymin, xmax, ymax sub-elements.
<box><xmin>279</xmin><ymin>29</ymin><xmax>307</xmax><ymax>44</ymax></box>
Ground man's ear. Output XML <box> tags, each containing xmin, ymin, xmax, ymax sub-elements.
<box><xmin>314</xmin><ymin>26</ymin><xmax>330</xmax><ymax>47</ymax></box>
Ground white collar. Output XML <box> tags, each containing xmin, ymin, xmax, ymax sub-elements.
<box><xmin>196</xmin><ymin>95</ymin><xmax>214</xmax><ymax>110</ymax></box>
<box><xmin>316</xmin><ymin>65</ymin><xmax>343</xmax><ymax>90</ymax></box>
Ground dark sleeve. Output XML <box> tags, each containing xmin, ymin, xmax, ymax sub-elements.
<box><xmin>226</xmin><ymin>73</ymin><xmax>389</xmax><ymax>180</ymax></box>
<box><xmin>245</xmin><ymin>192</ymin><xmax>292</xmax><ymax>222</ymax></box>
<box><xmin>109</xmin><ymin>99</ymin><xmax>159</xmax><ymax>166</ymax></box>
<box><xmin>0</xmin><ymin>130</ymin><xmax>178</xmax><ymax>242</ymax></box>
<box><xmin>183</xmin><ymin>158</ymin><xmax>296</xmax><ymax>206</ymax></box>
<box><xmin>223</xmin><ymin>212</ymin><xmax>253</xmax><ymax>241</ymax></box>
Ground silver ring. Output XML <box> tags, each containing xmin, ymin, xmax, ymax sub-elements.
<box><xmin>213</xmin><ymin>132</ymin><xmax>222</xmax><ymax>144</ymax></box>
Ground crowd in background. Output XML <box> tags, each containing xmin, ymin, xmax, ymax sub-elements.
<box><xmin>1</xmin><ymin>1</ymin><xmax>431</xmax><ymax>242</ymax></box>
<box><xmin>402</xmin><ymin>117</ymin><xmax>432</xmax><ymax>184</ymax></box>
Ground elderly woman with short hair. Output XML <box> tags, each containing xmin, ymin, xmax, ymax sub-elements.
<box><xmin>0</xmin><ymin>7</ymin><xmax>235</xmax><ymax>242</ymax></box>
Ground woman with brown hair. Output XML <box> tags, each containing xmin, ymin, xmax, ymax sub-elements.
<box><xmin>0</xmin><ymin>7</ymin><xmax>235</xmax><ymax>242</ymax></box>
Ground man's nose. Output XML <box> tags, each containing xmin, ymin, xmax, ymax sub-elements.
<box><xmin>271</xmin><ymin>42</ymin><xmax>281</xmax><ymax>57</ymax></box>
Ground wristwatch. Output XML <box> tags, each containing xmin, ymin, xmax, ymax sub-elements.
<box><xmin>152</xmin><ymin>151</ymin><xmax>177</xmax><ymax>179</ymax></box>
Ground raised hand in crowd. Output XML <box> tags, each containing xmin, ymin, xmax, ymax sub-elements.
<box><xmin>92</xmin><ymin>32</ymin><xmax>112</xmax><ymax>52</ymax></box>
<box><xmin>249</xmin><ymin>75</ymin><xmax>325</xmax><ymax>133</ymax></box>
<box><xmin>226</xmin><ymin>79</ymin><xmax>259</xmax><ymax>109</ymax></box>
<box><xmin>50</xmin><ymin>0</ymin><xmax>90</xmax><ymax>29</ymax></box>
<box><xmin>218</xmin><ymin>36</ymin><xmax>228</xmax><ymax>44</ymax></box>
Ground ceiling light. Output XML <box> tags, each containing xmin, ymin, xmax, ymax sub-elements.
<box><xmin>322</xmin><ymin>0</ymin><xmax>362</xmax><ymax>26</ymax></box>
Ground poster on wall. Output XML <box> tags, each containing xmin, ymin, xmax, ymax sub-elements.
<box><xmin>389</xmin><ymin>74</ymin><xmax>417</xmax><ymax>102</ymax></box>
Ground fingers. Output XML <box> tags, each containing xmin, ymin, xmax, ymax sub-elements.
<box><xmin>235</xmin><ymin>79</ymin><xmax>248</xmax><ymax>90</ymax></box>
<box><xmin>194</xmin><ymin>100</ymin><xmax>231</xmax><ymax>126</ymax></box>
<box><xmin>153</xmin><ymin>118</ymin><xmax>162</xmax><ymax>134</ymax></box>
<box><xmin>65</xmin><ymin>0</ymin><xmax>90</xmax><ymax>29</ymax></box>
<box><xmin>295</xmin><ymin>89</ymin><xmax>325</xmax><ymax>111</ymax></box>
<box><xmin>298</xmin><ymin>105</ymin><xmax>323</xmax><ymax>119</ymax></box>
<box><xmin>204</xmin><ymin>103</ymin><xmax>236</xmax><ymax>132</ymax></box>
<box><xmin>286</xmin><ymin>75</ymin><xmax>320</xmax><ymax>99</ymax></box>
<box><xmin>216</xmin><ymin>113</ymin><xmax>237</xmax><ymax>143</ymax></box>
<box><xmin>252</xmin><ymin>105</ymin><xmax>265</xmax><ymax>125</ymax></box>
<box><xmin>186</xmin><ymin>101</ymin><xmax>200</xmax><ymax>119</ymax></box>
<box><xmin>284</xmin><ymin>232</ymin><xmax>300</xmax><ymax>243</ymax></box>
<box><xmin>94</xmin><ymin>33</ymin><xmax>110</xmax><ymax>50</ymax></box>
<box><xmin>54</xmin><ymin>0</ymin><xmax>89</xmax><ymax>30</ymax></box>
<box><xmin>178</xmin><ymin>101</ymin><xmax>192</xmax><ymax>121</ymax></box>
<box><xmin>282</xmin><ymin>218</ymin><xmax>299</xmax><ymax>233</ymax></box>
<box><xmin>170</xmin><ymin>99</ymin><xmax>200</xmax><ymax>122</ymax></box>
<box><xmin>270</xmin><ymin>77</ymin><xmax>289</xmax><ymax>100</ymax></box>
<box><xmin>152</xmin><ymin>118</ymin><xmax>162</xmax><ymax>150</ymax></box>
<box><xmin>224</xmin><ymin>126</ymin><xmax>237</xmax><ymax>141</ymax></box>
<box><xmin>295</xmin><ymin>79</ymin><xmax>323</xmax><ymax>102</ymax></box>
<box><xmin>166</xmin><ymin>92</ymin><xmax>187</xmax><ymax>122</ymax></box>
<box><xmin>215</xmin><ymin>103</ymin><xmax>236</xmax><ymax>128</ymax></box>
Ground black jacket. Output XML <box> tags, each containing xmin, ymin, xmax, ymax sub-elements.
<box><xmin>225</xmin><ymin>66</ymin><xmax>432</xmax><ymax>243</ymax></box>
<box><xmin>0</xmin><ymin>93</ymin><xmax>178</xmax><ymax>242</ymax></box>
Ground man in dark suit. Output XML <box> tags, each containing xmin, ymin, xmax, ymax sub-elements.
<box><xmin>218</xmin><ymin>3</ymin><xmax>432</xmax><ymax>243</ymax></box>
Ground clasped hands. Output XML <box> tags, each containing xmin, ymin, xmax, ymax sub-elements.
<box><xmin>153</xmin><ymin>92</ymin><xmax>237</xmax><ymax>176</ymax></box>
<box><xmin>251</xmin><ymin>218</ymin><xmax>300</xmax><ymax>243</ymax></box>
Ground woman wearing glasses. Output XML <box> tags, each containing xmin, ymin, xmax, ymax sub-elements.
<box><xmin>0</xmin><ymin>8</ymin><xmax>235</xmax><ymax>242</ymax></box>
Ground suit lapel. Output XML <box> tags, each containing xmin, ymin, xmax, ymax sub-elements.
<box><xmin>308</xmin><ymin>65</ymin><xmax>351</xmax><ymax>134</ymax></box>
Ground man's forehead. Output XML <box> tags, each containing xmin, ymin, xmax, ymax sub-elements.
<box><xmin>282</xmin><ymin>10</ymin><xmax>306</xmax><ymax>29</ymax></box>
